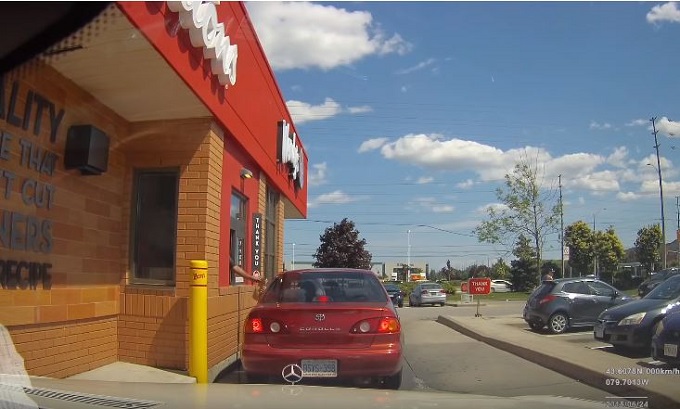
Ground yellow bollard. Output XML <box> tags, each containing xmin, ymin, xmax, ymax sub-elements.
<box><xmin>189</xmin><ymin>260</ymin><xmax>208</xmax><ymax>383</ymax></box>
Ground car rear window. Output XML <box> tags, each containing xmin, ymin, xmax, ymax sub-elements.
<box><xmin>384</xmin><ymin>284</ymin><xmax>400</xmax><ymax>292</ymax></box>
<box><xmin>529</xmin><ymin>281</ymin><xmax>556</xmax><ymax>300</ymax></box>
<box><xmin>645</xmin><ymin>275</ymin><xmax>680</xmax><ymax>300</ymax></box>
<box><xmin>421</xmin><ymin>284</ymin><xmax>442</xmax><ymax>290</ymax></box>
<box><xmin>261</xmin><ymin>271</ymin><xmax>388</xmax><ymax>303</ymax></box>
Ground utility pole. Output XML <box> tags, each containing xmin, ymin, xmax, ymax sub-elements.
<box><xmin>652</xmin><ymin>117</ymin><xmax>667</xmax><ymax>269</ymax></box>
<box><xmin>677</xmin><ymin>196</ymin><xmax>679</xmax><ymax>267</ymax></box>
<box><xmin>559</xmin><ymin>174</ymin><xmax>565</xmax><ymax>278</ymax></box>
<box><xmin>407</xmin><ymin>230</ymin><xmax>411</xmax><ymax>281</ymax></box>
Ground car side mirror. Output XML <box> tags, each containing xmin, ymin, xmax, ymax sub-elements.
<box><xmin>611</xmin><ymin>291</ymin><xmax>618</xmax><ymax>299</ymax></box>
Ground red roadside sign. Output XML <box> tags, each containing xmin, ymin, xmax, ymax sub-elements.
<box><xmin>468</xmin><ymin>278</ymin><xmax>491</xmax><ymax>295</ymax></box>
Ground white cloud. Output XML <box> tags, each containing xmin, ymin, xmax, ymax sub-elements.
<box><xmin>287</xmin><ymin>98</ymin><xmax>373</xmax><ymax>124</ymax></box>
<box><xmin>347</xmin><ymin>105</ymin><xmax>373</xmax><ymax>114</ymax></box>
<box><xmin>308</xmin><ymin>190</ymin><xmax>360</xmax><ymax>208</ymax></box>
<box><xmin>395</xmin><ymin>58</ymin><xmax>436</xmax><ymax>75</ymax></box>
<box><xmin>247</xmin><ymin>2</ymin><xmax>412</xmax><ymax>70</ymax></box>
<box><xmin>647</xmin><ymin>2</ymin><xmax>680</xmax><ymax>24</ymax></box>
<box><xmin>657</xmin><ymin>116</ymin><xmax>680</xmax><ymax>137</ymax></box>
<box><xmin>287</xmin><ymin>98</ymin><xmax>342</xmax><ymax>124</ymax></box>
<box><xmin>456</xmin><ymin>179</ymin><xmax>475</xmax><ymax>189</ymax></box>
<box><xmin>476</xmin><ymin>203</ymin><xmax>508</xmax><ymax>215</ymax></box>
<box><xmin>412</xmin><ymin>197</ymin><xmax>454</xmax><ymax>213</ymax></box>
<box><xmin>358</xmin><ymin>137</ymin><xmax>389</xmax><ymax>153</ymax></box>
<box><xmin>376</xmin><ymin>133</ymin><xmax>606</xmax><ymax>182</ymax></box>
<box><xmin>567</xmin><ymin>171</ymin><xmax>620</xmax><ymax>192</ymax></box>
<box><xmin>606</xmin><ymin>147</ymin><xmax>629</xmax><ymax>168</ymax></box>
<box><xmin>616</xmin><ymin>191</ymin><xmax>641</xmax><ymax>202</ymax></box>
<box><xmin>417</xmin><ymin>176</ymin><xmax>434</xmax><ymax>184</ymax></box>
<box><xmin>400</xmin><ymin>85</ymin><xmax>409</xmax><ymax>93</ymax></box>
<box><xmin>626</xmin><ymin>119</ymin><xmax>648</xmax><ymax>127</ymax></box>
<box><xmin>589</xmin><ymin>121</ymin><xmax>612</xmax><ymax>130</ymax></box>
<box><xmin>308</xmin><ymin>162</ymin><xmax>328</xmax><ymax>187</ymax></box>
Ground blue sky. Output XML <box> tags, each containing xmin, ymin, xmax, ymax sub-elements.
<box><xmin>246</xmin><ymin>1</ymin><xmax>680</xmax><ymax>271</ymax></box>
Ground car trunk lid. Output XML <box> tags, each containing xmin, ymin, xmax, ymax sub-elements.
<box><xmin>253</xmin><ymin>303</ymin><xmax>391</xmax><ymax>349</ymax></box>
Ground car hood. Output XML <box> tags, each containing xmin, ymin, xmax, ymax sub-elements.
<box><xmin>600</xmin><ymin>298</ymin><xmax>673</xmax><ymax>319</ymax></box>
<box><xmin>6</xmin><ymin>377</ymin><xmax>606</xmax><ymax>409</ymax></box>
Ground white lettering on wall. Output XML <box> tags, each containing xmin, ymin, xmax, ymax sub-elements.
<box><xmin>279</xmin><ymin>120</ymin><xmax>304</xmax><ymax>189</ymax></box>
<box><xmin>167</xmin><ymin>1</ymin><xmax>238</xmax><ymax>87</ymax></box>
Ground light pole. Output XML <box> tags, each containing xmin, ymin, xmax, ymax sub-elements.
<box><xmin>407</xmin><ymin>230</ymin><xmax>411</xmax><ymax>281</ymax></box>
<box><xmin>648</xmin><ymin>161</ymin><xmax>667</xmax><ymax>270</ymax></box>
<box><xmin>592</xmin><ymin>208</ymin><xmax>606</xmax><ymax>277</ymax></box>
<box><xmin>292</xmin><ymin>243</ymin><xmax>295</xmax><ymax>270</ymax></box>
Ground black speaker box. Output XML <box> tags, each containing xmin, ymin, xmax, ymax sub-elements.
<box><xmin>64</xmin><ymin>125</ymin><xmax>109</xmax><ymax>175</ymax></box>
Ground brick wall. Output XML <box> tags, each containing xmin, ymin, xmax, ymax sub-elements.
<box><xmin>2</xmin><ymin>63</ymin><xmax>126</xmax><ymax>376</ymax></box>
<box><xmin>118</xmin><ymin>119</ymin><xmax>222</xmax><ymax>370</ymax></box>
<box><xmin>10</xmin><ymin>317</ymin><xmax>117</xmax><ymax>378</ymax></box>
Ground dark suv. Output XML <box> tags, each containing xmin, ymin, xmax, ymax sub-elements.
<box><xmin>638</xmin><ymin>268</ymin><xmax>680</xmax><ymax>297</ymax></box>
<box><xmin>523</xmin><ymin>278</ymin><xmax>632</xmax><ymax>334</ymax></box>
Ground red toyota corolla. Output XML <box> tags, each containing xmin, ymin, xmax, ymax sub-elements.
<box><xmin>241</xmin><ymin>268</ymin><xmax>403</xmax><ymax>389</ymax></box>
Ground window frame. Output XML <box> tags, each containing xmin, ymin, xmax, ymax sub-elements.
<box><xmin>129</xmin><ymin>168</ymin><xmax>180</xmax><ymax>287</ymax></box>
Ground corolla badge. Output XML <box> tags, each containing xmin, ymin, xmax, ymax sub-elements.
<box><xmin>281</xmin><ymin>363</ymin><xmax>304</xmax><ymax>385</ymax></box>
<box><xmin>314</xmin><ymin>313</ymin><xmax>325</xmax><ymax>321</ymax></box>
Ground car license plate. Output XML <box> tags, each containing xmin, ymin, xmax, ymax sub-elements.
<box><xmin>664</xmin><ymin>343</ymin><xmax>678</xmax><ymax>358</ymax></box>
<box><xmin>595</xmin><ymin>327</ymin><xmax>604</xmax><ymax>339</ymax></box>
<box><xmin>301</xmin><ymin>359</ymin><xmax>337</xmax><ymax>377</ymax></box>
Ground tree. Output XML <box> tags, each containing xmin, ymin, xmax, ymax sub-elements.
<box><xmin>564</xmin><ymin>221</ymin><xmax>595</xmax><ymax>276</ymax></box>
<box><xmin>635</xmin><ymin>225</ymin><xmax>662</xmax><ymax>274</ymax></box>
<box><xmin>313</xmin><ymin>218</ymin><xmax>372</xmax><ymax>268</ymax></box>
<box><xmin>594</xmin><ymin>227</ymin><xmax>625</xmax><ymax>283</ymax></box>
<box><xmin>475</xmin><ymin>159</ymin><xmax>561</xmax><ymax>282</ymax></box>
<box><xmin>467</xmin><ymin>264</ymin><xmax>491</xmax><ymax>278</ymax></box>
<box><xmin>491</xmin><ymin>258</ymin><xmax>510</xmax><ymax>279</ymax></box>
<box><xmin>510</xmin><ymin>235</ymin><xmax>538</xmax><ymax>292</ymax></box>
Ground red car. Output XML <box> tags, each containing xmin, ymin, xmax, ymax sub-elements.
<box><xmin>241</xmin><ymin>268</ymin><xmax>403</xmax><ymax>389</ymax></box>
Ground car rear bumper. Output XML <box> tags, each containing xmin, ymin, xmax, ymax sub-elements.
<box><xmin>419</xmin><ymin>295</ymin><xmax>446</xmax><ymax>304</ymax></box>
<box><xmin>523</xmin><ymin>308</ymin><xmax>548</xmax><ymax>326</ymax></box>
<box><xmin>242</xmin><ymin>343</ymin><xmax>402</xmax><ymax>378</ymax></box>
<box><xmin>651</xmin><ymin>338</ymin><xmax>680</xmax><ymax>364</ymax></box>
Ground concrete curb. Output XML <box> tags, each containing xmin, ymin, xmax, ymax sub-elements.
<box><xmin>437</xmin><ymin>315</ymin><xmax>679</xmax><ymax>409</ymax></box>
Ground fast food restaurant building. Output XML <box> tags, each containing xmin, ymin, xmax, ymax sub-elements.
<box><xmin>0</xmin><ymin>1</ymin><xmax>308</xmax><ymax>380</ymax></box>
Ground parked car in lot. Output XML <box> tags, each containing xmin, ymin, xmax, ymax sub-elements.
<box><xmin>409</xmin><ymin>282</ymin><xmax>447</xmax><ymax>307</ymax></box>
<box><xmin>491</xmin><ymin>279</ymin><xmax>513</xmax><ymax>293</ymax></box>
<box><xmin>638</xmin><ymin>268</ymin><xmax>680</xmax><ymax>297</ymax></box>
<box><xmin>595</xmin><ymin>274</ymin><xmax>680</xmax><ymax>351</ymax></box>
<box><xmin>242</xmin><ymin>268</ymin><xmax>403</xmax><ymax>389</ymax></box>
<box><xmin>651</xmin><ymin>304</ymin><xmax>680</xmax><ymax>366</ymax></box>
<box><xmin>523</xmin><ymin>278</ymin><xmax>631</xmax><ymax>334</ymax></box>
<box><xmin>383</xmin><ymin>283</ymin><xmax>404</xmax><ymax>308</ymax></box>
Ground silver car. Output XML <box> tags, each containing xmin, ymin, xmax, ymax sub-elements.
<box><xmin>409</xmin><ymin>282</ymin><xmax>447</xmax><ymax>307</ymax></box>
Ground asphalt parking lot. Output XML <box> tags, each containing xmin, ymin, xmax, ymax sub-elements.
<box><xmin>502</xmin><ymin>310</ymin><xmax>664</xmax><ymax>366</ymax></box>
<box><xmin>440</xmin><ymin>301</ymin><xmax>680</xmax><ymax>408</ymax></box>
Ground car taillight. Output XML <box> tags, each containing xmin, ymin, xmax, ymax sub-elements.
<box><xmin>351</xmin><ymin>317</ymin><xmax>401</xmax><ymax>334</ymax></box>
<box><xmin>421</xmin><ymin>290</ymin><xmax>428</xmax><ymax>295</ymax></box>
<box><xmin>539</xmin><ymin>295</ymin><xmax>556</xmax><ymax>305</ymax></box>
<box><xmin>245</xmin><ymin>317</ymin><xmax>285</xmax><ymax>334</ymax></box>
<box><xmin>439</xmin><ymin>289</ymin><xmax>446</xmax><ymax>294</ymax></box>
<box><xmin>378</xmin><ymin>317</ymin><xmax>400</xmax><ymax>333</ymax></box>
<box><xmin>250</xmin><ymin>318</ymin><xmax>263</xmax><ymax>333</ymax></box>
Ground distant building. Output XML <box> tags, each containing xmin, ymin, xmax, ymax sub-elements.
<box><xmin>285</xmin><ymin>260</ymin><xmax>385</xmax><ymax>277</ymax></box>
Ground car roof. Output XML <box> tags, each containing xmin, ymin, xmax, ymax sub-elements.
<box><xmin>282</xmin><ymin>268</ymin><xmax>377</xmax><ymax>275</ymax></box>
